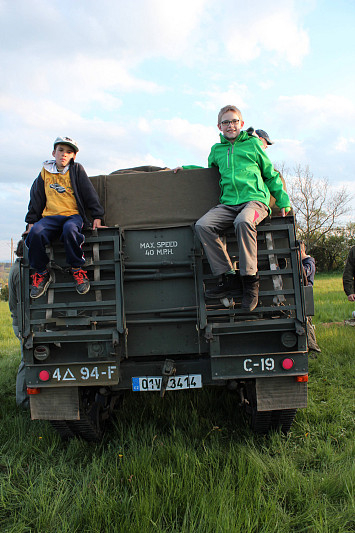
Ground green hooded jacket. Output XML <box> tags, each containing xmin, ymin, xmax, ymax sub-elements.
<box><xmin>184</xmin><ymin>131</ymin><xmax>290</xmax><ymax>212</ymax></box>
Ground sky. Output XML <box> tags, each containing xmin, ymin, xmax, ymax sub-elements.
<box><xmin>0</xmin><ymin>0</ymin><xmax>354</xmax><ymax>261</ymax></box>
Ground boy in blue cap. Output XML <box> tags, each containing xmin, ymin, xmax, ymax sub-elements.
<box><xmin>25</xmin><ymin>136</ymin><xmax>105</xmax><ymax>298</ymax></box>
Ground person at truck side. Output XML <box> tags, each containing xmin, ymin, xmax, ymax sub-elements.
<box><xmin>8</xmin><ymin>239</ymin><xmax>29</xmax><ymax>408</ymax></box>
<box><xmin>174</xmin><ymin>105</ymin><xmax>291</xmax><ymax>311</ymax></box>
<box><xmin>246</xmin><ymin>127</ymin><xmax>273</xmax><ymax>151</ymax></box>
<box><xmin>299</xmin><ymin>241</ymin><xmax>316</xmax><ymax>286</ymax></box>
<box><xmin>245</xmin><ymin>128</ymin><xmax>289</xmax><ymax>220</ymax></box>
<box><xmin>24</xmin><ymin>136</ymin><xmax>105</xmax><ymax>299</ymax></box>
<box><xmin>343</xmin><ymin>245</ymin><xmax>355</xmax><ymax>302</ymax></box>
<box><xmin>299</xmin><ymin>240</ymin><xmax>321</xmax><ymax>353</ymax></box>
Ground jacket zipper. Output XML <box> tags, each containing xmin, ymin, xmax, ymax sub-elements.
<box><xmin>231</xmin><ymin>144</ymin><xmax>238</xmax><ymax>197</ymax></box>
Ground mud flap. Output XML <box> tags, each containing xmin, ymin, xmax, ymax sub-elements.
<box><xmin>30</xmin><ymin>387</ymin><xmax>79</xmax><ymax>420</ymax></box>
<box><xmin>256</xmin><ymin>377</ymin><xmax>307</xmax><ymax>411</ymax></box>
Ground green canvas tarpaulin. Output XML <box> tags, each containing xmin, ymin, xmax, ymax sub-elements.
<box><xmin>89</xmin><ymin>167</ymin><xmax>286</xmax><ymax>229</ymax></box>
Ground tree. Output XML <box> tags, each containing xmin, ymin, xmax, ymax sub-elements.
<box><xmin>281</xmin><ymin>164</ymin><xmax>353</xmax><ymax>251</ymax></box>
<box><xmin>311</xmin><ymin>223</ymin><xmax>355</xmax><ymax>271</ymax></box>
<box><xmin>0</xmin><ymin>284</ymin><xmax>9</xmax><ymax>302</ymax></box>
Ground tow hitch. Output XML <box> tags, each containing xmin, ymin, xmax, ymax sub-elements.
<box><xmin>160</xmin><ymin>359</ymin><xmax>176</xmax><ymax>398</ymax></box>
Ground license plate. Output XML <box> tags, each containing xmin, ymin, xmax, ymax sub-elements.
<box><xmin>28</xmin><ymin>362</ymin><xmax>119</xmax><ymax>386</ymax></box>
<box><xmin>132</xmin><ymin>374</ymin><xmax>202</xmax><ymax>392</ymax></box>
<box><xmin>242</xmin><ymin>357</ymin><xmax>275</xmax><ymax>373</ymax></box>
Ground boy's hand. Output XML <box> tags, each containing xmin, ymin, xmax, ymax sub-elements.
<box><xmin>348</xmin><ymin>294</ymin><xmax>355</xmax><ymax>302</ymax></box>
<box><xmin>173</xmin><ymin>167</ymin><xmax>183</xmax><ymax>173</ymax></box>
<box><xmin>22</xmin><ymin>224</ymin><xmax>33</xmax><ymax>236</ymax></box>
<box><xmin>280</xmin><ymin>207</ymin><xmax>291</xmax><ymax>217</ymax></box>
<box><xmin>92</xmin><ymin>219</ymin><xmax>107</xmax><ymax>229</ymax></box>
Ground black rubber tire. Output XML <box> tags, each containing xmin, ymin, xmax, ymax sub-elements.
<box><xmin>243</xmin><ymin>380</ymin><xmax>297</xmax><ymax>435</ymax></box>
<box><xmin>49</xmin><ymin>390</ymin><xmax>108</xmax><ymax>442</ymax></box>
<box><xmin>250</xmin><ymin>408</ymin><xmax>297</xmax><ymax>435</ymax></box>
<box><xmin>66</xmin><ymin>402</ymin><xmax>105</xmax><ymax>442</ymax></box>
<box><xmin>49</xmin><ymin>420</ymin><xmax>76</xmax><ymax>440</ymax></box>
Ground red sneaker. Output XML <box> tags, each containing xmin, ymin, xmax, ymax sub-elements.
<box><xmin>71</xmin><ymin>268</ymin><xmax>90</xmax><ymax>295</ymax></box>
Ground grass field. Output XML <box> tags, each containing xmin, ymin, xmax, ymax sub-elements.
<box><xmin>0</xmin><ymin>273</ymin><xmax>354</xmax><ymax>532</ymax></box>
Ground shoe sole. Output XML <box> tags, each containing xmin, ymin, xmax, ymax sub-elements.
<box><xmin>241</xmin><ymin>301</ymin><xmax>258</xmax><ymax>312</ymax></box>
<box><xmin>76</xmin><ymin>284</ymin><xmax>90</xmax><ymax>295</ymax></box>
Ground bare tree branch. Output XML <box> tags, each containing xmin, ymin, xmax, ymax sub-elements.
<box><xmin>277</xmin><ymin>163</ymin><xmax>353</xmax><ymax>250</ymax></box>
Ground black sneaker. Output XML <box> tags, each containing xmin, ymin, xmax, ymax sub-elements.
<box><xmin>30</xmin><ymin>270</ymin><xmax>53</xmax><ymax>299</ymax></box>
<box><xmin>205</xmin><ymin>272</ymin><xmax>243</xmax><ymax>299</ymax></box>
<box><xmin>241</xmin><ymin>275</ymin><xmax>259</xmax><ymax>311</ymax></box>
<box><xmin>71</xmin><ymin>268</ymin><xmax>90</xmax><ymax>295</ymax></box>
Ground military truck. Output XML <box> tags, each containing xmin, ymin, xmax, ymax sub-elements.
<box><xmin>20</xmin><ymin>167</ymin><xmax>312</xmax><ymax>441</ymax></box>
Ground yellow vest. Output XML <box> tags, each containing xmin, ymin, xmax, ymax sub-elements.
<box><xmin>41</xmin><ymin>168</ymin><xmax>79</xmax><ymax>217</ymax></box>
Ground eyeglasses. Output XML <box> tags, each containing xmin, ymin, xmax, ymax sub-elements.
<box><xmin>220</xmin><ymin>119</ymin><xmax>240</xmax><ymax>126</ymax></box>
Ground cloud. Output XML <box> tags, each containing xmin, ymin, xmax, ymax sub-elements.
<box><xmin>0</xmin><ymin>56</ymin><xmax>161</xmax><ymax>113</ymax></box>
<box><xmin>281</xmin><ymin>93</ymin><xmax>355</xmax><ymax>120</ymax></box>
<box><xmin>276</xmin><ymin>93</ymin><xmax>355</xmax><ymax>135</ymax></box>
<box><xmin>148</xmin><ymin>117</ymin><xmax>216</xmax><ymax>158</ymax></box>
<box><xmin>272</xmin><ymin>138</ymin><xmax>307</xmax><ymax>165</ymax></box>
<box><xmin>0</xmin><ymin>0</ymin><xmax>209</xmax><ymax>64</ymax></box>
<box><xmin>333</xmin><ymin>137</ymin><xmax>355</xmax><ymax>153</ymax></box>
<box><xmin>220</xmin><ymin>0</ymin><xmax>310</xmax><ymax>66</ymax></box>
<box><xmin>259</xmin><ymin>81</ymin><xmax>275</xmax><ymax>90</ymax></box>
<box><xmin>195</xmin><ymin>83</ymin><xmax>249</xmax><ymax>113</ymax></box>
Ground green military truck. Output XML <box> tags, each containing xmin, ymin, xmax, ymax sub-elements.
<box><xmin>20</xmin><ymin>168</ymin><xmax>312</xmax><ymax>441</ymax></box>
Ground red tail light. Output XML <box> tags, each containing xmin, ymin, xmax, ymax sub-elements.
<box><xmin>295</xmin><ymin>375</ymin><xmax>308</xmax><ymax>382</ymax></box>
<box><xmin>27</xmin><ymin>387</ymin><xmax>41</xmax><ymax>395</ymax></box>
<box><xmin>38</xmin><ymin>370</ymin><xmax>50</xmax><ymax>382</ymax></box>
<box><xmin>281</xmin><ymin>358</ymin><xmax>294</xmax><ymax>370</ymax></box>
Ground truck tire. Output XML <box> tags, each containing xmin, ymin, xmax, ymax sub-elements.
<box><xmin>67</xmin><ymin>400</ymin><xmax>106</xmax><ymax>442</ymax></box>
<box><xmin>49</xmin><ymin>420</ymin><xmax>76</xmax><ymax>440</ymax></box>
<box><xmin>250</xmin><ymin>408</ymin><xmax>297</xmax><ymax>435</ymax></box>
<box><xmin>243</xmin><ymin>381</ymin><xmax>297</xmax><ymax>435</ymax></box>
<box><xmin>49</xmin><ymin>390</ymin><xmax>108</xmax><ymax>442</ymax></box>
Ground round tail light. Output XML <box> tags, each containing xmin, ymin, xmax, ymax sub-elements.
<box><xmin>38</xmin><ymin>370</ymin><xmax>50</xmax><ymax>381</ymax></box>
<box><xmin>281</xmin><ymin>358</ymin><xmax>294</xmax><ymax>370</ymax></box>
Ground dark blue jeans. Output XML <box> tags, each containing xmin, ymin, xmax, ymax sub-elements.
<box><xmin>26</xmin><ymin>214</ymin><xmax>85</xmax><ymax>272</ymax></box>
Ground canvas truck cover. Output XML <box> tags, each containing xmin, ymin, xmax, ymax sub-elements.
<box><xmin>89</xmin><ymin>167</ymin><xmax>286</xmax><ymax>229</ymax></box>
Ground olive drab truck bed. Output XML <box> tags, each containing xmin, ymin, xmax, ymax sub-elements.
<box><xmin>21</xmin><ymin>168</ymin><xmax>311</xmax><ymax>441</ymax></box>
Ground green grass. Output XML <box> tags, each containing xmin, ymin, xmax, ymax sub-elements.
<box><xmin>0</xmin><ymin>275</ymin><xmax>354</xmax><ymax>533</ymax></box>
<box><xmin>313</xmin><ymin>272</ymin><xmax>354</xmax><ymax>323</ymax></box>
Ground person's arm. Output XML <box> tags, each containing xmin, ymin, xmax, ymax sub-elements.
<box><xmin>302</xmin><ymin>257</ymin><xmax>316</xmax><ymax>286</ymax></box>
<box><xmin>76</xmin><ymin>164</ymin><xmax>105</xmax><ymax>223</ymax></box>
<box><xmin>92</xmin><ymin>219</ymin><xmax>107</xmax><ymax>229</ymax></box>
<box><xmin>8</xmin><ymin>264</ymin><xmax>19</xmax><ymax>332</ymax></box>
<box><xmin>173</xmin><ymin>165</ymin><xmax>206</xmax><ymax>173</ymax></box>
<box><xmin>25</xmin><ymin>173</ymin><xmax>46</xmax><ymax>225</ymax></box>
<box><xmin>22</xmin><ymin>223</ymin><xmax>33</xmax><ymax>236</ymax></box>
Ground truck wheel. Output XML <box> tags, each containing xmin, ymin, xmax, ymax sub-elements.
<box><xmin>49</xmin><ymin>420</ymin><xmax>76</xmax><ymax>440</ymax></box>
<box><xmin>249</xmin><ymin>408</ymin><xmax>297</xmax><ymax>435</ymax></box>
<box><xmin>49</xmin><ymin>391</ymin><xmax>108</xmax><ymax>442</ymax></box>
<box><xmin>243</xmin><ymin>381</ymin><xmax>297</xmax><ymax>435</ymax></box>
<box><xmin>67</xmin><ymin>392</ymin><xmax>107</xmax><ymax>442</ymax></box>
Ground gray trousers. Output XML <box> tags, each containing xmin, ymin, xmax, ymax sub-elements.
<box><xmin>195</xmin><ymin>201</ymin><xmax>269</xmax><ymax>277</ymax></box>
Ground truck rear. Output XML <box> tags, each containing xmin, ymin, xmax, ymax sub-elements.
<box><xmin>20</xmin><ymin>168</ymin><xmax>311</xmax><ymax>441</ymax></box>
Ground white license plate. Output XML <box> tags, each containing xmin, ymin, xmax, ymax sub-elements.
<box><xmin>132</xmin><ymin>374</ymin><xmax>202</xmax><ymax>392</ymax></box>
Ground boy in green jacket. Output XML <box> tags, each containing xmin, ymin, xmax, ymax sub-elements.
<box><xmin>176</xmin><ymin>105</ymin><xmax>291</xmax><ymax>311</ymax></box>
